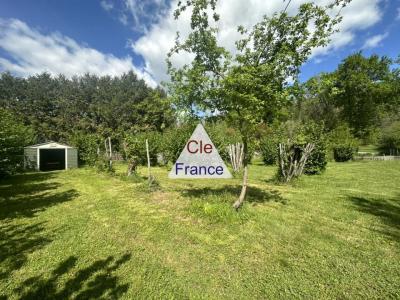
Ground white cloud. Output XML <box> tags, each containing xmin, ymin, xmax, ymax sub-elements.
<box><xmin>119</xmin><ymin>14</ymin><xmax>129</xmax><ymax>26</ymax></box>
<box><xmin>132</xmin><ymin>0</ymin><xmax>383</xmax><ymax>83</ymax></box>
<box><xmin>122</xmin><ymin>0</ymin><xmax>169</xmax><ymax>32</ymax></box>
<box><xmin>362</xmin><ymin>32</ymin><xmax>388</xmax><ymax>49</ymax></box>
<box><xmin>100</xmin><ymin>0</ymin><xmax>114</xmax><ymax>12</ymax></box>
<box><xmin>0</xmin><ymin>18</ymin><xmax>157</xmax><ymax>87</ymax></box>
<box><xmin>397</xmin><ymin>7</ymin><xmax>400</xmax><ymax>20</ymax></box>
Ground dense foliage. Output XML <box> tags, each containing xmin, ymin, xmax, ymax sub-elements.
<box><xmin>0</xmin><ymin>71</ymin><xmax>174</xmax><ymax>144</ymax></box>
<box><xmin>260</xmin><ymin>134</ymin><xmax>278</xmax><ymax>165</ymax></box>
<box><xmin>299</xmin><ymin>53</ymin><xmax>399</xmax><ymax>143</ymax></box>
<box><xmin>378</xmin><ymin>121</ymin><xmax>400</xmax><ymax>155</ymax></box>
<box><xmin>328</xmin><ymin>125</ymin><xmax>358</xmax><ymax>162</ymax></box>
<box><xmin>68</xmin><ymin>132</ymin><xmax>102</xmax><ymax>166</ymax></box>
<box><xmin>124</xmin><ymin>131</ymin><xmax>163</xmax><ymax>166</ymax></box>
<box><xmin>0</xmin><ymin>108</ymin><xmax>35</xmax><ymax>177</ymax></box>
<box><xmin>161</xmin><ymin>124</ymin><xmax>197</xmax><ymax>163</ymax></box>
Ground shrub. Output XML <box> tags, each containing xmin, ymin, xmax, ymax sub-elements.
<box><xmin>160</xmin><ymin>124</ymin><xmax>195</xmax><ymax>164</ymax></box>
<box><xmin>95</xmin><ymin>155</ymin><xmax>115</xmax><ymax>174</ymax></box>
<box><xmin>333</xmin><ymin>146</ymin><xmax>354</xmax><ymax>162</ymax></box>
<box><xmin>378</xmin><ymin>121</ymin><xmax>400</xmax><ymax>155</ymax></box>
<box><xmin>160</xmin><ymin>121</ymin><xmax>255</xmax><ymax>166</ymax></box>
<box><xmin>124</xmin><ymin>131</ymin><xmax>163</xmax><ymax>166</ymax></box>
<box><xmin>68</xmin><ymin>132</ymin><xmax>102</xmax><ymax>166</ymax></box>
<box><xmin>260</xmin><ymin>134</ymin><xmax>278</xmax><ymax>165</ymax></box>
<box><xmin>303</xmin><ymin>122</ymin><xmax>327</xmax><ymax>174</ymax></box>
<box><xmin>0</xmin><ymin>108</ymin><xmax>35</xmax><ymax>177</ymax></box>
<box><xmin>206</xmin><ymin>122</ymin><xmax>242</xmax><ymax>162</ymax></box>
<box><xmin>328</xmin><ymin>125</ymin><xmax>358</xmax><ymax>162</ymax></box>
<box><xmin>275</xmin><ymin>121</ymin><xmax>327</xmax><ymax>175</ymax></box>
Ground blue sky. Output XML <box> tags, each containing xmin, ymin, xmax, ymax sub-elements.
<box><xmin>0</xmin><ymin>0</ymin><xmax>399</xmax><ymax>87</ymax></box>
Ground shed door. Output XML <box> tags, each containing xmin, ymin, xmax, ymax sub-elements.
<box><xmin>39</xmin><ymin>149</ymin><xmax>65</xmax><ymax>171</ymax></box>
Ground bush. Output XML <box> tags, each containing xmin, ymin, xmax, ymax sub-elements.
<box><xmin>161</xmin><ymin>124</ymin><xmax>196</xmax><ymax>164</ymax></box>
<box><xmin>378</xmin><ymin>121</ymin><xmax>400</xmax><ymax>155</ymax></box>
<box><xmin>206</xmin><ymin>122</ymin><xmax>243</xmax><ymax>162</ymax></box>
<box><xmin>303</xmin><ymin>122</ymin><xmax>327</xmax><ymax>174</ymax></box>
<box><xmin>333</xmin><ymin>146</ymin><xmax>354</xmax><ymax>162</ymax></box>
<box><xmin>275</xmin><ymin>121</ymin><xmax>327</xmax><ymax>175</ymax></box>
<box><xmin>124</xmin><ymin>131</ymin><xmax>163</xmax><ymax>166</ymax></box>
<box><xmin>260</xmin><ymin>134</ymin><xmax>278</xmax><ymax>165</ymax></box>
<box><xmin>0</xmin><ymin>108</ymin><xmax>35</xmax><ymax>177</ymax></box>
<box><xmin>160</xmin><ymin>121</ymin><xmax>255</xmax><ymax>166</ymax></box>
<box><xmin>68</xmin><ymin>132</ymin><xmax>101</xmax><ymax>166</ymax></box>
<box><xmin>95</xmin><ymin>155</ymin><xmax>115</xmax><ymax>174</ymax></box>
<box><xmin>328</xmin><ymin>125</ymin><xmax>358</xmax><ymax>162</ymax></box>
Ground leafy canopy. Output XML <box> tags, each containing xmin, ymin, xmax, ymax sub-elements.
<box><xmin>167</xmin><ymin>0</ymin><xmax>351</xmax><ymax>162</ymax></box>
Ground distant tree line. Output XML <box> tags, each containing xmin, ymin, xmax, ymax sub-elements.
<box><xmin>0</xmin><ymin>53</ymin><xmax>399</xmax><ymax>178</ymax></box>
<box><xmin>296</xmin><ymin>53</ymin><xmax>400</xmax><ymax>143</ymax></box>
<box><xmin>0</xmin><ymin>71</ymin><xmax>175</xmax><ymax>176</ymax></box>
<box><xmin>0</xmin><ymin>71</ymin><xmax>174</xmax><ymax>143</ymax></box>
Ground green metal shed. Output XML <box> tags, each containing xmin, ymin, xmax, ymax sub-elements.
<box><xmin>24</xmin><ymin>141</ymin><xmax>78</xmax><ymax>171</ymax></box>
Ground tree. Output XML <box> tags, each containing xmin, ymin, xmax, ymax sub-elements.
<box><xmin>0</xmin><ymin>72</ymin><xmax>175</xmax><ymax>153</ymax></box>
<box><xmin>0</xmin><ymin>108</ymin><xmax>35</xmax><ymax>177</ymax></box>
<box><xmin>335</xmin><ymin>53</ymin><xmax>394</xmax><ymax>141</ymax></box>
<box><xmin>167</xmin><ymin>0</ymin><xmax>350</xmax><ymax>209</ymax></box>
<box><xmin>298</xmin><ymin>72</ymin><xmax>341</xmax><ymax>131</ymax></box>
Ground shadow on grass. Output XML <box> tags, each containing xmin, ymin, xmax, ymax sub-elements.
<box><xmin>0</xmin><ymin>189</ymin><xmax>78</xmax><ymax>220</ymax></box>
<box><xmin>0</xmin><ymin>171</ymin><xmax>79</xmax><ymax>282</ymax></box>
<box><xmin>181</xmin><ymin>185</ymin><xmax>285</xmax><ymax>205</ymax></box>
<box><xmin>0</xmin><ymin>222</ymin><xmax>52</xmax><ymax>280</ymax></box>
<box><xmin>348</xmin><ymin>195</ymin><xmax>400</xmax><ymax>241</ymax></box>
<box><xmin>0</xmin><ymin>172</ymin><xmax>78</xmax><ymax>220</ymax></box>
<box><xmin>10</xmin><ymin>253</ymin><xmax>131</xmax><ymax>300</ymax></box>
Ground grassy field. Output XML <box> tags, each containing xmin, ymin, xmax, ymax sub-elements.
<box><xmin>1</xmin><ymin>160</ymin><xmax>399</xmax><ymax>299</ymax></box>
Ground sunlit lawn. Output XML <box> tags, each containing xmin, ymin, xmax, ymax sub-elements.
<box><xmin>1</xmin><ymin>160</ymin><xmax>399</xmax><ymax>299</ymax></box>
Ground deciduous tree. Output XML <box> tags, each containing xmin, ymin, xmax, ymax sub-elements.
<box><xmin>167</xmin><ymin>0</ymin><xmax>350</xmax><ymax>209</ymax></box>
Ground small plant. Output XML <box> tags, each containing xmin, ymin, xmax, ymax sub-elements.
<box><xmin>328</xmin><ymin>125</ymin><xmax>358</xmax><ymax>162</ymax></box>
<box><xmin>95</xmin><ymin>155</ymin><xmax>115</xmax><ymax>174</ymax></box>
<box><xmin>333</xmin><ymin>146</ymin><xmax>355</xmax><ymax>162</ymax></box>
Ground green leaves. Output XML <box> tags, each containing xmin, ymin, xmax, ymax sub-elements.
<box><xmin>0</xmin><ymin>108</ymin><xmax>35</xmax><ymax>177</ymax></box>
<box><xmin>0</xmin><ymin>72</ymin><xmax>174</xmax><ymax>144</ymax></box>
<box><xmin>167</xmin><ymin>0</ymin><xmax>349</xmax><ymax>147</ymax></box>
<box><xmin>336</xmin><ymin>53</ymin><xmax>394</xmax><ymax>139</ymax></box>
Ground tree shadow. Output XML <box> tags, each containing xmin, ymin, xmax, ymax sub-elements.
<box><xmin>0</xmin><ymin>189</ymin><xmax>79</xmax><ymax>220</ymax></box>
<box><xmin>10</xmin><ymin>253</ymin><xmax>131</xmax><ymax>300</ymax></box>
<box><xmin>181</xmin><ymin>185</ymin><xmax>286</xmax><ymax>205</ymax></box>
<box><xmin>348</xmin><ymin>195</ymin><xmax>400</xmax><ymax>242</ymax></box>
<box><xmin>0</xmin><ymin>221</ymin><xmax>52</xmax><ymax>280</ymax></box>
<box><xmin>0</xmin><ymin>172</ymin><xmax>78</xmax><ymax>220</ymax></box>
<box><xmin>0</xmin><ymin>172</ymin><xmax>57</xmax><ymax>195</ymax></box>
<box><xmin>0</xmin><ymin>172</ymin><xmax>79</xmax><ymax>282</ymax></box>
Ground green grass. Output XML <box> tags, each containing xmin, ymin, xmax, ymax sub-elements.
<box><xmin>1</xmin><ymin>161</ymin><xmax>399</xmax><ymax>299</ymax></box>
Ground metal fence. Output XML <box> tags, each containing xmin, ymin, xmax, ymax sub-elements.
<box><xmin>355</xmin><ymin>155</ymin><xmax>400</xmax><ymax>161</ymax></box>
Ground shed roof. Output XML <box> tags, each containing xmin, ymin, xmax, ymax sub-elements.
<box><xmin>24</xmin><ymin>141</ymin><xmax>75</xmax><ymax>149</ymax></box>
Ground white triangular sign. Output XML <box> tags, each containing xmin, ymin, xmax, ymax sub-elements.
<box><xmin>169</xmin><ymin>124</ymin><xmax>232</xmax><ymax>179</ymax></box>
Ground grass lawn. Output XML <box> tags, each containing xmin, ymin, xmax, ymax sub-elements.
<box><xmin>1</xmin><ymin>160</ymin><xmax>399</xmax><ymax>299</ymax></box>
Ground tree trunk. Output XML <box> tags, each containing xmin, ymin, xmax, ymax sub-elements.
<box><xmin>232</xmin><ymin>165</ymin><xmax>248</xmax><ymax>210</ymax></box>
<box><xmin>232</xmin><ymin>137</ymin><xmax>248</xmax><ymax>210</ymax></box>
<box><xmin>127</xmin><ymin>160</ymin><xmax>136</xmax><ymax>176</ymax></box>
<box><xmin>108</xmin><ymin>137</ymin><xmax>113</xmax><ymax>168</ymax></box>
<box><xmin>145</xmin><ymin>139</ymin><xmax>153</xmax><ymax>186</ymax></box>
